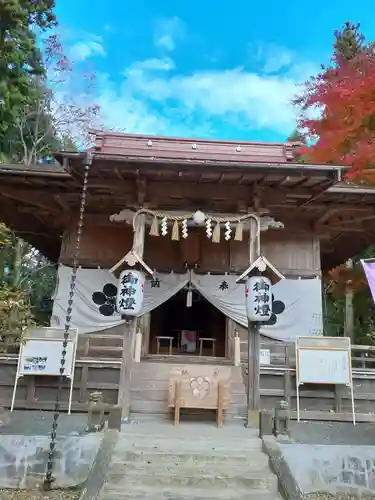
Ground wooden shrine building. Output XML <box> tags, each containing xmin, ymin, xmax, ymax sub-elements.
<box><xmin>2</xmin><ymin>131</ymin><xmax>375</xmax><ymax>415</ymax></box>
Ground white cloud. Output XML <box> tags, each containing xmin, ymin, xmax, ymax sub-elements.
<box><xmin>156</xmin><ymin>34</ymin><xmax>175</xmax><ymax>51</ymax></box>
<box><xmin>91</xmin><ymin>49</ymin><xmax>317</xmax><ymax>137</ymax></box>
<box><xmin>127</xmin><ymin>57</ymin><xmax>175</xmax><ymax>73</ymax></box>
<box><xmin>248</xmin><ymin>42</ymin><xmax>299</xmax><ymax>74</ymax></box>
<box><xmin>154</xmin><ymin>17</ymin><xmax>184</xmax><ymax>52</ymax></box>
<box><xmin>70</xmin><ymin>39</ymin><xmax>105</xmax><ymax>61</ymax></box>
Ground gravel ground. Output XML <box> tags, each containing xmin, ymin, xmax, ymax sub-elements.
<box><xmin>288</xmin><ymin>420</ymin><xmax>375</xmax><ymax>445</ymax></box>
<box><xmin>0</xmin><ymin>410</ymin><xmax>87</xmax><ymax>436</ymax></box>
<box><xmin>0</xmin><ymin>489</ymin><xmax>79</xmax><ymax>499</ymax></box>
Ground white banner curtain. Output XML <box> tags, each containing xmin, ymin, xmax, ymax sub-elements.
<box><xmin>191</xmin><ymin>274</ymin><xmax>323</xmax><ymax>342</ymax></box>
<box><xmin>51</xmin><ymin>265</ymin><xmax>189</xmax><ymax>334</ymax></box>
<box><xmin>51</xmin><ymin>265</ymin><xmax>323</xmax><ymax>342</ymax></box>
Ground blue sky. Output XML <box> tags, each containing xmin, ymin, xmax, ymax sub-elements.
<box><xmin>54</xmin><ymin>0</ymin><xmax>375</xmax><ymax>142</ymax></box>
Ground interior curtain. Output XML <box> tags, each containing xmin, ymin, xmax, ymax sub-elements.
<box><xmin>51</xmin><ymin>265</ymin><xmax>189</xmax><ymax>334</ymax></box>
<box><xmin>191</xmin><ymin>273</ymin><xmax>323</xmax><ymax>342</ymax></box>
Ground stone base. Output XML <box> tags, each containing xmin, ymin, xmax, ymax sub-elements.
<box><xmin>0</xmin><ymin>434</ymin><xmax>102</xmax><ymax>489</ymax></box>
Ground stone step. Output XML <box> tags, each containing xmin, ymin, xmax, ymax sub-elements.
<box><xmin>108</xmin><ymin>455</ymin><xmax>271</xmax><ymax>473</ymax></box>
<box><xmin>116</xmin><ymin>427</ymin><xmax>259</xmax><ymax>440</ymax></box>
<box><xmin>118</xmin><ymin>426</ymin><xmax>259</xmax><ymax>439</ymax></box>
<box><xmin>129</xmin><ymin>413</ymin><xmax>247</xmax><ymax>424</ymax></box>
<box><xmin>111</xmin><ymin>438</ymin><xmax>263</xmax><ymax>456</ymax></box>
<box><xmin>130</xmin><ymin>400</ymin><xmax>246</xmax><ymax>415</ymax></box>
<box><xmin>130</xmin><ymin>416</ymin><xmax>247</xmax><ymax>425</ymax></box>
<box><xmin>121</xmin><ymin>419</ymin><xmax>253</xmax><ymax>432</ymax></box>
<box><xmin>104</xmin><ymin>467</ymin><xmax>278</xmax><ymax>490</ymax></box>
<box><xmin>129</xmin><ymin>412</ymin><xmax>247</xmax><ymax>422</ymax></box>
<box><xmin>99</xmin><ymin>485</ymin><xmax>283</xmax><ymax>500</ymax></box>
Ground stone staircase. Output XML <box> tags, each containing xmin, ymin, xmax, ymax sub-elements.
<box><xmin>130</xmin><ymin>360</ymin><xmax>246</xmax><ymax>421</ymax></box>
<box><xmin>98</xmin><ymin>420</ymin><xmax>283</xmax><ymax>499</ymax></box>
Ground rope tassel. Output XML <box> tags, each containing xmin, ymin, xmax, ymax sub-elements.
<box><xmin>171</xmin><ymin>220</ymin><xmax>180</xmax><ymax>241</ymax></box>
<box><xmin>149</xmin><ymin>216</ymin><xmax>159</xmax><ymax>236</ymax></box>
<box><xmin>212</xmin><ymin>222</ymin><xmax>221</xmax><ymax>243</ymax></box>
<box><xmin>234</xmin><ymin>220</ymin><xmax>243</xmax><ymax>241</ymax></box>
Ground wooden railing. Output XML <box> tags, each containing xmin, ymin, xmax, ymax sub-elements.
<box><xmin>2</xmin><ymin>334</ymin><xmax>375</xmax><ymax>370</ymax></box>
<box><xmin>2</xmin><ymin>335</ymin><xmax>375</xmax><ymax>419</ymax></box>
<box><xmin>258</xmin><ymin>341</ymin><xmax>375</xmax><ymax>371</ymax></box>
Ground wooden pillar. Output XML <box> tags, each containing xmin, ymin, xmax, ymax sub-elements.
<box><xmin>140</xmin><ymin>312</ymin><xmax>151</xmax><ymax>357</ymax></box>
<box><xmin>117</xmin><ymin>215</ymin><xmax>146</xmax><ymax>421</ymax></box>
<box><xmin>344</xmin><ymin>258</ymin><xmax>354</xmax><ymax>342</ymax></box>
<box><xmin>246</xmin><ymin>217</ymin><xmax>260</xmax><ymax>426</ymax></box>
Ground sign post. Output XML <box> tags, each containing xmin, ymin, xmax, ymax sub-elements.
<box><xmin>11</xmin><ymin>327</ymin><xmax>78</xmax><ymax>414</ymax></box>
<box><xmin>295</xmin><ymin>336</ymin><xmax>355</xmax><ymax>424</ymax></box>
<box><xmin>236</xmin><ymin>255</ymin><xmax>284</xmax><ymax>425</ymax></box>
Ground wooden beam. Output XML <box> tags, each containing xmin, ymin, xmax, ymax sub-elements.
<box><xmin>54</xmin><ymin>195</ymin><xmax>71</xmax><ymax>212</ymax></box>
<box><xmin>0</xmin><ymin>187</ymin><xmax>61</xmax><ymax>213</ymax></box>
<box><xmin>319</xmin><ymin>213</ymin><xmax>375</xmax><ymax>232</ymax></box>
<box><xmin>314</xmin><ymin>208</ymin><xmax>341</xmax><ymax>226</ymax></box>
<box><xmin>297</xmin><ymin>181</ymin><xmax>336</xmax><ymax>207</ymax></box>
<box><xmin>149</xmin><ymin>181</ymin><xmax>249</xmax><ymax>201</ymax></box>
<box><xmin>136</xmin><ymin>174</ymin><xmax>147</xmax><ymax>207</ymax></box>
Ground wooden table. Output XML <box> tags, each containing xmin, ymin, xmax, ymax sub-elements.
<box><xmin>199</xmin><ymin>338</ymin><xmax>216</xmax><ymax>357</ymax></box>
<box><xmin>156</xmin><ymin>336</ymin><xmax>173</xmax><ymax>355</ymax></box>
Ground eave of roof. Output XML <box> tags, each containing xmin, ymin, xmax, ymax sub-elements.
<box><xmin>0</xmin><ymin>163</ymin><xmax>70</xmax><ymax>178</ymax></box>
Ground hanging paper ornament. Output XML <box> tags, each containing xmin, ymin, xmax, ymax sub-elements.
<box><xmin>212</xmin><ymin>222</ymin><xmax>221</xmax><ymax>243</ymax></box>
<box><xmin>224</xmin><ymin>221</ymin><xmax>232</xmax><ymax>240</ymax></box>
<box><xmin>161</xmin><ymin>217</ymin><xmax>168</xmax><ymax>236</ymax></box>
<box><xmin>205</xmin><ymin>219</ymin><xmax>213</xmax><ymax>239</ymax></box>
<box><xmin>181</xmin><ymin>219</ymin><xmax>188</xmax><ymax>239</ymax></box>
<box><xmin>150</xmin><ymin>216</ymin><xmax>159</xmax><ymax>236</ymax></box>
<box><xmin>234</xmin><ymin>220</ymin><xmax>243</xmax><ymax>241</ymax></box>
<box><xmin>171</xmin><ymin>220</ymin><xmax>180</xmax><ymax>241</ymax></box>
<box><xmin>186</xmin><ymin>288</ymin><xmax>193</xmax><ymax>307</ymax></box>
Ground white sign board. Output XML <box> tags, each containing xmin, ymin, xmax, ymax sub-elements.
<box><xmin>260</xmin><ymin>349</ymin><xmax>271</xmax><ymax>365</ymax></box>
<box><xmin>11</xmin><ymin>328</ymin><xmax>78</xmax><ymax>414</ymax></box>
<box><xmin>19</xmin><ymin>339</ymin><xmax>75</xmax><ymax>377</ymax></box>
<box><xmin>298</xmin><ymin>349</ymin><xmax>350</xmax><ymax>385</ymax></box>
<box><xmin>295</xmin><ymin>336</ymin><xmax>355</xmax><ymax>424</ymax></box>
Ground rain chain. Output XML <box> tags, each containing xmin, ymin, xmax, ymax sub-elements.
<box><xmin>43</xmin><ymin>152</ymin><xmax>92</xmax><ymax>490</ymax></box>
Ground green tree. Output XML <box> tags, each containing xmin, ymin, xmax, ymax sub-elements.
<box><xmin>287</xmin><ymin>129</ymin><xmax>306</xmax><ymax>143</ymax></box>
<box><xmin>333</xmin><ymin>21</ymin><xmax>366</xmax><ymax>63</ymax></box>
<box><xmin>0</xmin><ymin>225</ymin><xmax>57</xmax><ymax>351</ymax></box>
<box><xmin>324</xmin><ymin>245</ymin><xmax>375</xmax><ymax>344</ymax></box>
<box><xmin>0</xmin><ymin>0</ymin><xmax>56</xmax><ymax>147</ymax></box>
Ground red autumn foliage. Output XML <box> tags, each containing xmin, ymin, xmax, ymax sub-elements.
<box><xmin>296</xmin><ymin>46</ymin><xmax>375</xmax><ymax>183</ymax></box>
<box><xmin>326</xmin><ymin>264</ymin><xmax>368</xmax><ymax>298</ymax></box>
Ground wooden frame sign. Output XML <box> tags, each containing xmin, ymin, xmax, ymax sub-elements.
<box><xmin>295</xmin><ymin>336</ymin><xmax>355</xmax><ymax>425</ymax></box>
<box><xmin>11</xmin><ymin>327</ymin><xmax>78</xmax><ymax>414</ymax></box>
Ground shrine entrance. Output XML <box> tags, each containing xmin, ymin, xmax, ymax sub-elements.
<box><xmin>149</xmin><ymin>289</ymin><xmax>227</xmax><ymax>357</ymax></box>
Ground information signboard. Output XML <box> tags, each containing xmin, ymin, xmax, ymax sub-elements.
<box><xmin>296</xmin><ymin>336</ymin><xmax>355</xmax><ymax>424</ymax></box>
